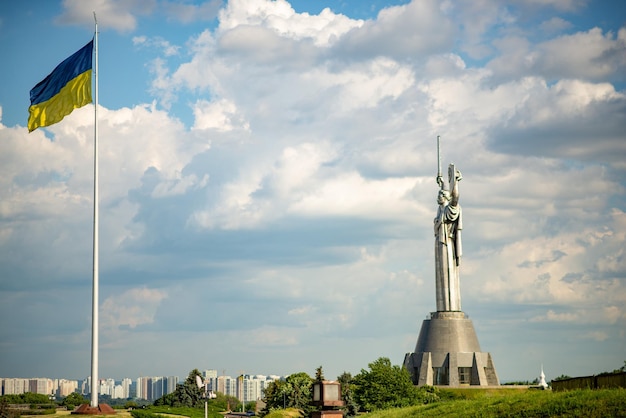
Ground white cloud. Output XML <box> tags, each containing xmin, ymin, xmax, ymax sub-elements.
<box><xmin>246</xmin><ymin>326</ymin><xmax>299</xmax><ymax>347</ymax></box>
<box><xmin>538</xmin><ymin>16</ymin><xmax>573</xmax><ymax>34</ymax></box>
<box><xmin>101</xmin><ymin>287</ymin><xmax>168</xmax><ymax>331</ymax></box>
<box><xmin>336</xmin><ymin>0</ymin><xmax>454</xmax><ymax>59</ymax></box>
<box><xmin>471</xmin><ymin>209</ymin><xmax>626</xmax><ymax>313</ymax></box>
<box><xmin>290</xmin><ymin>173</ymin><xmax>419</xmax><ymax>218</ymax></box>
<box><xmin>218</xmin><ymin>0</ymin><xmax>362</xmax><ymax>47</ymax></box>
<box><xmin>56</xmin><ymin>0</ymin><xmax>220</xmax><ymax>31</ymax></box>
<box><xmin>56</xmin><ymin>0</ymin><xmax>153</xmax><ymax>32</ymax></box>
<box><xmin>489</xmin><ymin>27</ymin><xmax>626</xmax><ymax>81</ymax></box>
<box><xmin>192</xmin><ymin>98</ymin><xmax>251</xmax><ymax>131</ymax></box>
<box><xmin>133</xmin><ymin>35</ymin><xmax>181</xmax><ymax>56</ymax></box>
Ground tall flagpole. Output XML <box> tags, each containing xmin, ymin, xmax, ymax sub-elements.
<box><xmin>90</xmin><ymin>12</ymin><xmax>99</xmax><ymax>408</ymax></box>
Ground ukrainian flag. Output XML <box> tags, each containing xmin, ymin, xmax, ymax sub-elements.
<box><xmin>28</xmin><ymin>39</ymin><xmax>93</xmax><ymax>132</ymax></box>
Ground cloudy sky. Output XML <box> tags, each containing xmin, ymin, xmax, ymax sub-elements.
<box><xmin>0</xmin><ymin>0</ymin><xmax>625</xmax><ymax>384</ymax></box>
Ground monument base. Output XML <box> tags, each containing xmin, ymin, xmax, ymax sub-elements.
<box><xmin>71</xmin><ymin>404</ymin><xmax>116</xmax><ymax>415</ymax></box>
<box><xmin>403</xmin><ymin>311</ymin><xmax>499</xmax><ymax>387</ymax></box>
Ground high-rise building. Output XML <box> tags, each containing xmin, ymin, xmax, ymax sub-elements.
<box><xmin>121</xmin><ymin>378</ymin><xmax>133</xmax><ymax>399</ymax></box>
<box><xmin>166</xmin><ymin>376</ymin><xmax>178</xmax><ymax>395</ymax></box>
<box><xmin>57</xmin><ymin>379</ymin><xmax>78</xmax><ymax>397</ymax></box>
<box><xmin>1</xmin><ymin>378</ymin><xmax>28</xmax><ymax>395</ymax></box>
<box><xmin>136</xmin><ymin>377</ymin><xmax>149</xmax><ymax>400</ymax></box>
<box><xmin>235</xmin><ymin>375</ymin><xmax>280</xmax><ymax>403</ymax></box>
<box><xmin>216</xmin><ymin>375</ymin><xmax>236</xmax><ymax>397</ymax></box>
<box><xmin>80</xmin><ymin>377</ymin><xmax>91</xmax><ymax>396</ymax></box>
<box><xmin>151</xmin><ymin>377</ymin><xmax>165</xmax><ymax>400</ymax></box>
<box><xmin>28</xmin><ymin>378</ymin><xmax>53</xmax><ymax>396</ymax></box>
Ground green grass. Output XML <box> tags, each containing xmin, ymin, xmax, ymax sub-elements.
<box><xmin>364</xmin><ymin>388</ymin><xmax>626</xmax><ymax>418</ymax></box>
<box><xmin>143</xmin><ymin>405</ymin><xmax>224</xmax><ymax>418</ymax></box>
<box><xmin>263</xmin><ymin>407</ymin><xmax>303</xmax><ymax>418</ymax></box>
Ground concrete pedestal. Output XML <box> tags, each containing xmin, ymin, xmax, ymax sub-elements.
<box><xmin>403</xmin><ymin>311</ymin><xmax>499</xmax><ymax>387</ymax></box>
<box><xmin>71</xmin><ymin>404</ymin><xmax>116</xmax><ymax>415</ymax></box>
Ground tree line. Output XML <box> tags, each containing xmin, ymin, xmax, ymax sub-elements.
<box><xmin>152</xmin><ymin>357</ymin><xmax>442</xmax><ymax>416</ymax></box>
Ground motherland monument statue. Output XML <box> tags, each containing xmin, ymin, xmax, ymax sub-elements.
<box><xmin>434</xmin><ymin>161</ymin><xmax>462</xmax><ymax>313</ymax></box>
<box><xmin>403</xmin><ymin>136</ymin><xmax>500</xmax><ymax>387</ymax></box>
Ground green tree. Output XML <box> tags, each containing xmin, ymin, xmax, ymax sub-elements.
<box><xmin>9</xmin><ymin>393</ymin><xmax>51</xmax><ymax>405</ymax></box>
<box><xmin>352</xmin><ymin>357</ymin><xmax>419</xmax><ymax>411</ymax></box>
<box><xmin>261</xmin><ymin>372</ymin><xmax>313</xmax><ymax>416</ymax></box>
<box><xmin>286</xmin><ymin>372</ymin><xmax>313</xmax><ymax>412</ymax></box>
<box><xmin>212</xmin><ymin>392</ymin><xmax>241</xmax><ymax>412</ymax></box>
<box><xmin>244</xmin><ymin>401</ymin><xmax>257</xmax><ymax>412</ymax></box>
<box><xmin>124</xmin><ymin>400</ymin><xmax>138</xmax><ymax>409</ymax></box>
<box><xmin>261</xmin><ymin>378</ymin><xmax>288</xmax><ymax>413</ymax></box>
<box><xmin>61</xmin><ymin>392</ymin><xmax>88</xmax><ymax>410</ymax></box>
<box><xmin>154</xmin><ymin>369</ymin><xmax>204</xmax><ymax>407</ymax></box>
<box><xmin>337</xmin><ymin>372</ymin><xmax>357</xmax><ymax>417</ymax></box>
<box><xmin>314</xmin><ymin>366</ymin><xmax>324</xmax><ymax>382</ymax></box>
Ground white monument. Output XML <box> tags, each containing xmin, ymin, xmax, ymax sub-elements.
<box><xmin>403</xmin><ymin>137</ymin><xmax>499</xmax><ymax>387</ymax></box>
<box><xmin>538</xmin><ymin>365</ymin><xmax>548</xmax><ymax>389</ymax></box>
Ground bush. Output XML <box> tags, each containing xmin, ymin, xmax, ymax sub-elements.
<box><xmin>130</xmin><ymin>409</ymin><xmax>162</xmax><ymax>418</ymax></box>
<box><xmin>353</xmin><ymin>357</ymin><xmax>421</xmax><ymax>411</ymax></box>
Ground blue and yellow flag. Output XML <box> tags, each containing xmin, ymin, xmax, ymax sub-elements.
<box><xmin>28</xmin><ymin>39</ymin><xmax>93</xmax><ymax>132</ymax></box>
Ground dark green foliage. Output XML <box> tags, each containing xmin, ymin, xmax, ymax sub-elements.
<box><xmin>314</xmin><ymin>367</ymin><xmax>324</xmax><ymax>382</ymax></box>
<box><xmin>416</xmin><ymin>385</ymin><xmax>441</xmax><ymax>404</ymax></box>
<box><xmin>502</xmin><ymin>378</ymin><xmax>539</xmax><ymax>385</ymax></box>
<box><xmin>261</xmin><ymin>372</ymin><xmax>313</xmax><ymax>416</ymax></box>
<box><xmin>149</xmin><ymin>405</ymin><xmax>224</xmax><ymax>418</ymax></box>
<box><xmin>154</xmin><ymin>369</ymin><xmax>204</xmax><ymax>408</ymax></box>
<box><xmin>352</xmin><ymin>357</ymin><xmax>421</xmax><ymax>411</ymax></box>
<box><xmin>261</xmin><ymin>378</ymin><xmax>288</xmax><ymax>413</ymax></box>
<box><xmin>244</xmin><ymin>401</ymin><xmax>257</xmax><ymax>412</ymax></box>
<box><xmin>124</xmin><ymin>400</ymin><xmax>139</xmax><ymax>409</ymax></box>
<box><xmin>0</xmin><ymin>393</ymin><xmax>50</xmax><ymax>405</ymax></box>
<box><xmin>0</xmin><ymin>395</ymin><xmax>56</xmax><ymax>417</ymax></box>
<box><xmin>210</xmin><ymin>392</ymin><xmax>241</xmax><ymax>412</ymax></box>
<box><xmin>286</xmin><ymin>372</ymin><xmax>313</xmax><ymax>412</ymax></box>
<box><xmin>337</xmin><ymin>371</ymin><xmax>357</xmax><ymax>417</ymax></box>
<box><xmin>130</xmin><ymin>409</ymin><xmax>162</xmax><ymax>418</ymax></box>
<box><xmin>60</xmin><ymin>392</ymin><xmax>88</xmax><ymax>410</ymax></box>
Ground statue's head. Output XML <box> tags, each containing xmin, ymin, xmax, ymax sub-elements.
<box><xmin>437</xmin><ymin>189</ymin><xmax>450</xmax><ymax>204</ymax></box>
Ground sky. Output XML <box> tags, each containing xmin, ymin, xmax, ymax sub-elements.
<box><xmin>0</xmin><ymin>0</ymin><xmax>625</xmax><ymax>384</ymax></box>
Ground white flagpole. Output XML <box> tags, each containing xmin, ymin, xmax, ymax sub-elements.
<box><xmin>90</xmin><ymin>12</ymin><xmax>100</xmax><ymax>408</ymax></box>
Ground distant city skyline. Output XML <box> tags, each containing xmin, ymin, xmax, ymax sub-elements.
<box><xmin>2</xmin><ymin>370</ymin><xmax>284</xmax><ymax>403</ymax></box>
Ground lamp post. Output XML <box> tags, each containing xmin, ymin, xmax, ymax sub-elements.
<box><xmin>196</xmin><ymin>375</ymin><xmax>216</xmax><ymax>418</ymax></box>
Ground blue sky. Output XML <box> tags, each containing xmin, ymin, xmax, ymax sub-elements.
<box><xmin>0</xmin><ymin>0</ymin><xmax>625</xmax><ymax>384</ymax></box>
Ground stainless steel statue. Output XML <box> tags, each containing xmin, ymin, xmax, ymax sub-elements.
<box><xmin>402</xmin><ymin>138</ymin><xmax>499</xmax><ymax>387</ymax></box>
<box><xmin>434</xmin><ymin>136</ymin><xmax>462</xmax><ymax>312</ymax></box>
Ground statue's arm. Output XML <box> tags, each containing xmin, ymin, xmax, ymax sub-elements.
<box><xmin>450</xmin><ymin>167</ymin><xmax>462</xmax><ymax>207</ymax></box>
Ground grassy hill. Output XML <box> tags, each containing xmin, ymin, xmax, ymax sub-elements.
<box><xmin>366</xmin><ymin>388</ymin><xmax>626</xmax><ymax>418</ymax></box>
